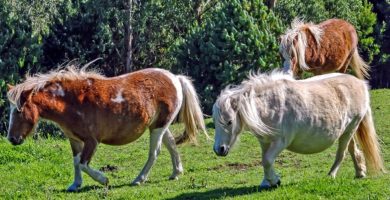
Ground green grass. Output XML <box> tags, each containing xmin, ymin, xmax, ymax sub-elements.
<box><xmin>1</xmin><ymin>89</ymin><xmax>389</xmax><ymax>199</ymax></box>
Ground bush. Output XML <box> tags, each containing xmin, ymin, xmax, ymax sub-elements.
<box><xmin>173</xmin><ymin>0</ymin><xmax>283</xmax><ymax>113</ymax></box>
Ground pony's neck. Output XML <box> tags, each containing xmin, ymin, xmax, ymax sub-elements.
<box><xmin>31</xmin><ymin>79</ymin><xmax>87</xmax><ymax>122</ymax></box>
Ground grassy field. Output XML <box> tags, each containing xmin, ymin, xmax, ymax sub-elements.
<box><xmin>0</xmin><ymin>89</ymin><xmax>389</xmax><ymax>199</ymax></box>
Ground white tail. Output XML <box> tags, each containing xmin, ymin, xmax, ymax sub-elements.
<box><xmin>175</xmin><ymin>76</ymin><xmax>208</xmax><ymax>144</ymax></box>
<box><xmin>355</xmin><ymin>107</ymin><xmax>386</xmax><ymax>174</ymax></box>
<box><xmin>350</xmin><ymin>49</ymin><xmax>370</xmax><ymax>79</ymax></box>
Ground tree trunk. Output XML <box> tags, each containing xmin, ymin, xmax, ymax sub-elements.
<box><xmin>124</xmin><ymin>0</ymin><xmax>133</xmax><ymax>72</ymax></box>
<box><xmin>266</xmin><ymin>0</ymin><xmax>277</xmax><ymax>9</ymax></box>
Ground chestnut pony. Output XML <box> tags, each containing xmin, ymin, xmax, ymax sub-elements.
<box><xmin>7</xmin><ymin>65</ymin><xmax>207</xmax><ymax>191</ymax></box>
<box><xmin>280</xmin><ymin>18</ymin><xmax>369</xmax><ymax>79</ymax></box>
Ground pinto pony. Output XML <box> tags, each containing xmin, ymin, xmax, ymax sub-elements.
<box><xmin>7</xmin><ymin>66</ymin><xmax>207</xmax><ymax>191</ymax></box>
<box><xmin>213</xmin><ymin>71</ymin><xmax>385</xmax><ymax>190</ymax></box>
<box><xmin>280</xmin><ymin>18</ymin><xmax>369</xmax><ymax>79</ymax></box>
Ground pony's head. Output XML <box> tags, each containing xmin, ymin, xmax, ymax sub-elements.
<box><xmin>7</xmin><ymin>84</ymin><xmax>39</xmax><ymax>145</ymax></box>
<box><xmin>213</xmin><ymin>73</ymin><xmax>282</xmax><ymax>156</ymax></box>
<box><xmin>212</xmin><ymin>94</ymin><xmax>243</xmax><ymax>157</ymax></box>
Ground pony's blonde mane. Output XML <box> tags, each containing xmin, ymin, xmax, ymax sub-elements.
<box><xmin>8</xmin><ymin>62</ymin><xmax>105</xmax><ymax>110</ymax></box>
<box><xmin>280</xmin><ymin>18</ymin><xmax>323</xmax><ymax>70</ymax></box>
<box><xmin>215</xmin><ymin>71</ymin><xmax>293</xmax><ymax>136</ymax></box>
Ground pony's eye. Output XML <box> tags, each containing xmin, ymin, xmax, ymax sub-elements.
<box><xmin>227</xmin><ymin>120</ymin><xmax>232</xmax><ymax>126</ymax></box>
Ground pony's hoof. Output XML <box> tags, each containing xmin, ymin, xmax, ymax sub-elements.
<box><xmin>355</xmin><ymin>173</ymin><xmax>366</xmax><ymax>179</ymax></box>
<box><xmin>98</xmin><ymin>176</ymin><xmax>109</xmax><ymax>185</ymax></box>
<box><xmin>131</xmin><ymin>177</ymin><xmax>145</xmax><ymax>186</ymax></box>
<box><xmin>259</xmin><ymin>180</ymin><xmax>281</xmax><ymax>191</ymax></box>
<box><xmin>66</xmin><ymin>183</ymin><xmax>81</xmax><ymax>192</ymax></box>
<box><xmin>169</xmin><ymin>171</ymin><xmax>182</xmax><ymax>180</ymax></box>
<box><xmin>169</xmin><ymin>175</ymin><xmax>179</xmax><ymax>180</ymax></box>
<box><xmin>131</xmin><ymin>181</ymin><xmax>141</xmax><ymax>186</ymax></box>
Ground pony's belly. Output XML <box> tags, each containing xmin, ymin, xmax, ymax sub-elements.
<box><xmin>99</xmin><ymin>122</ymin><xmax>148</xmax><ymax>145</ymax></box>
<box><xmin>101</xmin><ymin>130</ymin><xmax>145</xmax><ymax>145</ymax></box>
<box><xmin>286</xmin><ymin>134</ymin><xmax>336</xmax><ymax>154</ymax></box>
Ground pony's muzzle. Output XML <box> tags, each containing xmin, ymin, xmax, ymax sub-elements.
<box><xmin>8</xmin><ymin>136</ymin><xmax>24</xmax><ymax>145</ymax></box>
<box><xmin>214</xmin><ymin>145</ymin><xmax>229</xmax><ymax>157</ymax></box>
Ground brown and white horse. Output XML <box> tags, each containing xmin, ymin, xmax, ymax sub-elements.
<box><xmin>280</xmin><ymin>18</ymin><xmax>369</xmax><ymax>79</ymax></box>
<box><xmin>7</xmin><ymin>65</ymin><xmax>207</xmax><ymax>192</ymax></box>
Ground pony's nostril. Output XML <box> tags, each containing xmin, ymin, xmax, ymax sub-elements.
<box><xmin>8</xmin><ymin>136</ymin><xmax>23</xmax><ymax>145</ymax></box>
<box><xmin>220</xmin><ymin>145</ymin><xmax>225</xmax><ymax>153</ymax></box>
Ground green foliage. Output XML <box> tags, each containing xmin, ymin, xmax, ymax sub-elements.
<box><xmin>42</xmin><ymin>0</ymin><xmax>197</xmax><ymax>75</ymax></box>
<box><xmin>42</xmin><ymin>0</ymin><xmax>125</xmax><ymax>75</ymax></box>
<box><xmin>275</xmin><ymin>0</ymin><xmax>379</xmax><ymax>62</ymax></box>
<box><xmin>174</xmin><ymin>0</ymin><xmax>283</xmax><ymax>113</ymax></box>
<box><xmin>0</xmin><ymin>0</ymin><xmax>62</xmax><ymax>134</ymax></box>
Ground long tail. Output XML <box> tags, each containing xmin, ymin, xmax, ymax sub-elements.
<box><xmin>355</xmin><ymin>107</ymin><xmax>386</xmax><ymax>175</ymax></box>
<box><xmin>350</xmin><ymin>49</ymin><xmax>370</xmax><ymax>79</ymax></box>
<box><xmin>175</xmin><ymin>75</ymin><xmax>208</xmax><ymax>144</ymax></box>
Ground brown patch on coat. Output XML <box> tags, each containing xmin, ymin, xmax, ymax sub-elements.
<box><xmin>304</xmin><ymin>19</ymin><xmax>357</xmax><ymax>74</ymax></box>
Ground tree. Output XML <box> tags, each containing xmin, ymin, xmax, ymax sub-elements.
<box><xmin>0</xmin><ymin>0</ymin><xmax>62</xmax><ymax>135</ymax></box>
<box><xmin>173</xmin><ymin>0</ymin><xmax>283</xmax><ymax>113</ymax></box>
<box><xmin>368</xmin><ymin>0</ymin><xmax>390</xmax><ymax>88</ymax></box>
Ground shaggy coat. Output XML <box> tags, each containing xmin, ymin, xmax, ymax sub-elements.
<box><xmin>213</xmin><ymin>71</ymin><xmax>384</xmax><ymax>190</ymax></box>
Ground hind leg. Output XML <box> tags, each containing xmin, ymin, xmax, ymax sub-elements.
<box><xmin>163</xmin><ymin>129</ymin><xmax>183</xmax><ymax>180</ymax></box>
<box><xmin>328</xmin><ymin>133</ymin><xmax>353</xmax><ymax>178</ymax></box>
<box><xmin>348</xmin><ymin>138</ymin><xmax>366</xmax><ymax>178</ymax></box>
<box><xmin>339</xmin><ymin>50</ymin><xmax>354</xmax><ymax>73</ymax></box>
<box><xmin>132</xmin><ymin>127</ymin><xmax>166</xmax><ymax>185</ymax></box>
<box><xmin>79</xmin><ymin>138</ymin><xmax>108</xmax><ymax>185</ymax></box>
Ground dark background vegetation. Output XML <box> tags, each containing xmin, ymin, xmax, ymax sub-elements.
<box><xmin>0</xmin><ymin>0</ymin><xmax>388</xmax><ymax>136</ymax></box>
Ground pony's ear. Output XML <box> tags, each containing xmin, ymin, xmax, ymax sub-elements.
<box><xmin>230</xmin><ymin>98</ymin><xmax>239</xmax><ymax>111</ymax></box>
<box><xmin>7</xmin><ymin>84</ymin><xmax>14</xmax><ymax>91</ymax></box>
<box><xmin>19</xmin><ymin>89</ymin><xmax>34</xmax><ymax>107</ymax></box>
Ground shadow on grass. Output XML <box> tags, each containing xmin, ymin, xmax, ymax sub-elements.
<box><xmin>166</xmin><ymin>185</ymin><xmax>262</xmax><ymax>200</ymax></box>
<box><xmin>54</xmin><ymin>183</ymin><xmax>131</xmax><ymax>193</ymax></box>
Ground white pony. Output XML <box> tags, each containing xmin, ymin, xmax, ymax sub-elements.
<box><xmin>213</xmin><ymin>71</ymin><xmax>385</xmax><ymax>190</ymax></box>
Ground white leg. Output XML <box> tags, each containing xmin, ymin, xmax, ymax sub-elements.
<box><xmin>348</xmin><ymin>138</ymin><xmax>366</xmax><ymax>178</ymax></box>
<box><xmin>79</xmin><ymin>138</ymin><xmax>108</xmax><ymax>185</ymax></box>
<box><xmin>259</xmin><ymin>139</ymin><xmax>285</xmax><ymax>190</ymax></box>
<box><xmin>79</xmin><ymin>163</ymin><xmax>108</xmax><ymax>185</ymax></box>
<box><xmin>163</xmin><ymin>129</ymin><xmax>183</xmax><ymax>180</ymax></box>
<box><xmin>132</xmin><ymin>127</ymin><xmax>166</xmax><ymax>185</ymax></box>
<box><xmin>67</xmin><ymin>139</ymin><xmax>83</xmax><ymax>192</ymax></box>
<box><xmin>67</xmin><ymin>153</ymin><xmax>83</xmax><ymax>192</ymax></box>
<box><xmin>328</xmin><ymin>133</ymin><xmax>353</xmax><ymax>178</ymax></box>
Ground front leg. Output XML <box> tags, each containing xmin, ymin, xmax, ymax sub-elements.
<box><xmin>79</xmin><ymin>138</ymin><xmax>109</xmax><ymax>185</ymax></box>
<box><xmin>67</xmin><ymin>138</ymin><xmax>84</xmax><ymax>192</ymax></box>
<box><xmin>259</xmin><ymin>139</ymin><xmax>285</xmax><ymax>190</ymax></box>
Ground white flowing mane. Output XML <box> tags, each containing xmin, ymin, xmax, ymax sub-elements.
<box><xmin>215</xmin><ymin>71</ymin><xmax>293</xmax><ymax>136</ymax></box>
<box><xmin>280</xmin><ymin>18</ymin><xmax>323</xmax><ymax>70</ymax></box>
<box><xmin>8</xmin><ymin>62</ymin><xmax>105</xmax><ymax>110</ymax></box>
